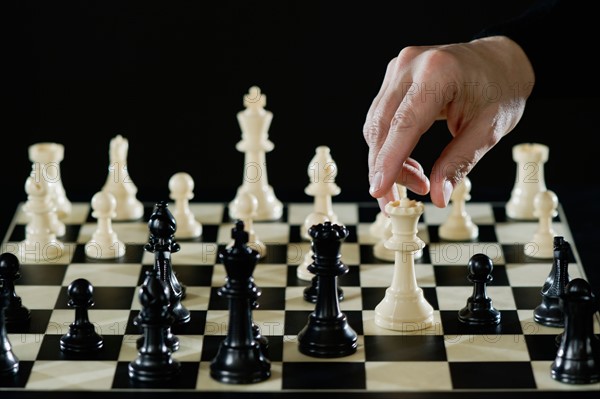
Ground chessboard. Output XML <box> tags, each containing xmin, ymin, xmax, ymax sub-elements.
<box><xmin>1</xmin><ymin>200</ymin><xmax>599</xmax><ymax>398</ymax></box>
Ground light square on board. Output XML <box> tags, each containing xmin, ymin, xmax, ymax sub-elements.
<box><xmin>494</xmin><ymin>221</ymin><xmax>569</xmax><ymax>244</ymax></box>
<box><xmin>76</xmin><ymin>222</ymin><xmax>149</xmax><ymax>245</ymax></box>
<box><xmin>365</xmin><ymin>361</ymin><xmax>452</xmax><ymax>391</ymax></box>
<box><xmin>444</xmin><ymin>333</ymin><xmax>530</xmax><ymax>362</ymax></box>
<box><xmin>25</xmin><ymin>360</ymin><xmax>118</xmax><ymax>390</ymax></box>
<box><xmin>62</xmin><ymin>263</ymin><xmax>142</xmax><ymax>287</ymax></box>
<box><xmin>505</xmin><ymin>262</ymin><xmax>583</xmax><ymax>287</ymax></box>
<box><xmin>188</xmin><ymin>203</ymin><xmax>224</xmax><ymax>224</ymax></box>
<box><xmin>423</xmin><ymin>202</ymin><xmax>495</xmax><ymax>225</ymax></box>
<box><xmin>14</xmin><ymin>285</ymin><xmax>61</xmax><ymax>310</ymax></box>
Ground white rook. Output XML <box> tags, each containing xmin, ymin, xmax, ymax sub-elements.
<box><xmin>374</xmin><ymin>198</ymin><xmax>433</xmax><ymax>331</ymax></box>
<box><xmin>506</xmin><ymin>143</ymin><xmax>549</xmax><ymax>220</ymax></box>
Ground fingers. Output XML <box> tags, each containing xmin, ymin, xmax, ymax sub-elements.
<box><xmin>429</xmin><ymin>121</ymin><xmax>499</xmax><ymax>208</ymax></box>
<box><xmin>370</xmin><ymin>80</ymin><xmax>447</xmax><ymax>198</ymax></box>
<box><xmin>363</xmin><ymin>57</ymin><xmax>414</xmax><ymax>187</ymax></box>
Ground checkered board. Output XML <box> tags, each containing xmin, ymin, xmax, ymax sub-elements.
<box><xmin>1</xmin><ymin>201</ymin><xmax>599</xmax><ymax>398</ymax></box>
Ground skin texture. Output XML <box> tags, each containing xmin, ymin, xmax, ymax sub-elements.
<box><xmin>363</xmin><ymin>35</ymin><xmax>535</xmax><ymax>212</ymax></box>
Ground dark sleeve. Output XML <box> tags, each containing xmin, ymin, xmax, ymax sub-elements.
<box><xmin>474</xmin><ymin>0</ymin><xmax>593</xmax><ymax>98</ymax></box>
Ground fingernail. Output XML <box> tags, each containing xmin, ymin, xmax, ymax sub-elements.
<box><xmin>442</xmin><ymin>179</ymin><xmax>453</xmax><ymax>207</ymax></box>
<box><xmin>370</xmin><ymin>172</ymin><xmax>382</xmax><ymax>195</ymax></box>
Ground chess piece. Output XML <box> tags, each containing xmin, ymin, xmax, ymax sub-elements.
<box><xmin>506</xmin><ymin>142</ymin><xmax>549</xmax><ymax>220</ymax></box>
<box><xmin>0</xmin><ymin>280</ymin><xmax>19</xmax><ymax>376</ymax></box>
<box><xmin>85</xmin><ymin>191</ymin><xmax>126</xmax><ymax>259</ymax></box>
<box><xmin>229</xmin><ymin>192</ymin><xmax>266</xmax><ymax>258</ymax></box>
<box><xmin>0</xmin><ymin>252</ymin><xmax>31</xmax><ymax>324</ymax></box>
<box><xmin>28</xmin><ymin>142</ymin><xmax>72</xmax><ymax>219</ymax></box>
<box><xmin>296</xmin><ymin>212</ymin><xmax>329</xmax><ymax>281</ymax></box>
<box><xmin>297</xmin><ymin>222</ymin><xmax>357</xmax><ymax>357</ymax></box>
<box><xmin>19</xmin><ymin>173</ymin><xmax>65</xmax><ymax>262</ymax></box>
<box><xmin>129</xmin><ymin>271</ymin><xmax>181</xmax><ymax>382</ymax></box>
<box><xmin>438</xmin><ymin>177</ymin><xmax>478</xmax><ymax>241</ymax></box>
<box><xmin>145</xmin><ymin>202</ymin><xmax>190</xmax><ymax>326</ymax></box>
<box><xmin>551</xmin><ymin>278</ymin><xmax>600</xmax><ymax>384</ymax></box>
<box><xmin>373</xmin><ymin>184</ymin><xmax>423</xmax><ymax>261</ymax></box>
<box><xmin>169</xmin><ymin>172</ymin><xmax>202</xmax><ymax>239</ymax></box>
<box><xmin>534</xmin><ymin>236</ymin><xmax>571</xmax><ymax>327</ymax></box>
<box><xmin>524</xmin><ymin>190</ymin><xmax>558</xmax><ymax>259</ymax></box>
<box><xmin>102</xmin><ymin>134</ymin><xmax>144</xmax><ymax>221</ymax></box>
<box><xmin>210</xmin><ymin>220</ymin><xmax>271</xmax><ymax>384</ymax></box>
<box><xmin>229</xmin><ymin>86</ymin><xmax>283</xmax><ymax>222</ymax></box>
<box><xmin>302</xmin><ymin>146</ymin><xmax>341</xmax><ymax>240</ymax></box>
<box><xmin>60</xmin><ymin>278</ymin><xmax>104</xmax><ymax>352</ymax></box>
<box><xmin>375</xmin><ymin>198</ymin><xmax>433</xmax><ymax>331</ymax></box>
<box><xmin>458</xmin><ymin>253</ymin><xmax>501</xmax><ymax>325</ymax></box>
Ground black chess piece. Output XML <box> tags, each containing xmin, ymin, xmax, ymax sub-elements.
<box><xmin>551</xmin><ymin>278</ymin><xmax>600</xmax><ymax>384</ymax></box>
<box><xmin>458</xmin><ymin>253</ymin><xmax>501</xmax><ymax>325</ymax></box>
<box><xmin>60</xmin><ymin>278</ymin><xmax>104</xmax><ymax>352</ymax></box>
<box><xmin>534</xmin><ymin>236</ymin><xmax>571</xmax><ymax>327</ymax></box>
<box><xmin>129</xmin><ymin>271</ymin><xmax>181</xmax><ymax>382</ymax></box>
<box><xmin>0</xmin><ymin>280</ymin><xmax>19</xmax><ymax>376</ymax></box>
<box><xmin>297</xmin><ymin>222</ymin><xmax>358</xmax><ymax>358</ymax></box>
<box><xmin>145</xmin><ymin>201</ymin><xmax>190</xmax><ymax>325</ymax></box>
<box><xmin>210</xmin><ymin>220</ymin><xmax>271</xmax><ymax>384</ymax></box>
<box><xmin>303</xmin><ymin>275</ymin><xmax>344</xmax><ymax>304</ymax></box>
<box><xmin>250</xmin><ymin>284</ymin><xmax>269</xmax><ymax>359</ymax></box>
<box><xmin>0</xmin><ymin>252</ymin><xmax>31</xmax><ymax>324</ymax></box>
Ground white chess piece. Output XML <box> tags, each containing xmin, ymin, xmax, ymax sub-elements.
<box><xmin>102</xmin><ymin>134</ymin><xmax>144</xmax><ymax>221</ymax></box>
<box><xmin>19</xmin><ymin>174</ymin><xmax>65</xmax><ymax>262</ymax></box>
<box><xmin>229</xmin><ymin>86</ymin><xmax>283</xmax><ymax>222</ymax></box>
<box><xmin>28</xmin><ymin>142</ymin><xmax>72</xmax><ymax>219</ymax></box>
<box><xmin>374</xmin><ymin>198</ymin><xmax>433</xmax><ymax>331</ymax></box>
<box><xmin>373</xmin><ymin>184</ymin><xmax>423</xmax><ymax>260</ymax></box>
<box><xmin>85</xmin><ymin>191</ymin><xmax>126</xmax><ymax>259</ymax></box>
<box><xmin>506</xmin><ymin>143</ymin><xmax>549</xmax><ymax>220</ymax></box>
<box><xmin>169</xmin><ymin>172</ymin><xmax>202</xmax><ymax>239</ymax></box>
<box><xmin>302</xmin><ymin>146</ymin><xmax>341</xmax><ymax>240</ymax></box>
<box><xmin>230</xmin><ymin>192</ymin><xmax>266</xmax><ymax>258</ymax></box>
<box><xmin>296</xmin><ymin>213</ymin><xmax>330</xmax><ymax>280</ymax></box>
<box><xmin>438</xmin><ymin>177</ymin><xmax>478</xmax><ymax>241</ymax></box>
<box><xmin>524</xmin><ymin>190</ymin><xmax>558</xmax><ymax>259</ymax></box>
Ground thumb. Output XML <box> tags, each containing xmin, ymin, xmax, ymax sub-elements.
<box><xmin>430</xmin><ymin>127</ymin><xmax>500</xmax><ymax>208</ymax></box>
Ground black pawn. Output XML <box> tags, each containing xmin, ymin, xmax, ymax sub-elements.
<box><xmin>129</xmin><ymin>271</ymin><xmax>181</xmax><ymax>382</ymax></box>
<box><xmin>534</xmin><ymin>236</ymin><xmax>571</xmax><ymax>327</ymax></box>
<box><xmin>210</xmin><ymin>220</ymin><xmax>270</xmax><ymax>384</ymax></box>
<box><xmin>0</xmin><ymin>281</ymin><xmax>19</xmax><ymax>376</ymax></box>
<box><xmin>458</xmin><ymin>253</ymin><xmax>501</xmax><ymax>325</ymax></box>
<box><xmin>551</xmin><ymin>278</ymin><xmax>600</xmax><ymax>384</ymax></box>
<box><xmin>60</xmin><ymin>278</ymin><xmax>103</xmax><ymax>352</ymax></box>
<box><xmin>0</xmin><ymin>252</ymin><xmax>31</xmax><ymax>324</ymax></box>
<box><xmin>145</xmin><ymin>201</ymin><xmax>190</xmax><ymax>326</ymax></box>
<box><xmin>297</xmin><ymin>222</ymin><xmax>358</xmax><ymax>358</ymax></box>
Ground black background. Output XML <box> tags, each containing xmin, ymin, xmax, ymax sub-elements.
<box><xmin>5</xmin><ymin>1</ymin><xmax>599</xmax><ymax>294</ymax></box>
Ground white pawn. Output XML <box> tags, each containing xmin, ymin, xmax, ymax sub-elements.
<box><xmin>102</xmin><ymin>134</ymin><xmax>144</xmax><ymax>221</ymax></box>
<box><xmin>169</xmin><ymin>172</ymin><xmax>202</xmax><ymax>239</ymax></box>
<box><xmin>20</xmin><ymin>174</ymin><xmax>65</xmax><ymax>262</ymax></box>
<box><xmin>302</xmin><ymin>146</ymin><xmax>341</xmax><ymax>240</ymax></box>
<box><xmin>230</xmin><ymin>192</ymin><xmax>266</xmax><ymax>258</ymax></box>
<box><xmin>296</xmin><ymin>213</ymin><xmax>330</xmax><ymax>281</ymax></box>
<box><xmin>85</xmin><ymin>191</ymin><xmax>126</xmax><ymax>259</ymax></box>
<box><xmin>506</xmin><ymin>143</ymin><xmax>549</xmax><ymax>220</ymax></box>
<box><xmin>438</xmin><ymin>177</ymin><xmax>478</xmax><ymax>241</ymax></box>
<box><xmin>524</xmin><ymin>190</ymin><xmax>558</xmax><ymax>259</ymax></box>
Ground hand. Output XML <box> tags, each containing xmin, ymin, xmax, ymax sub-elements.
<box><xmin>363</xmin><ymin>36</ymin><xmax>534</xmax><ymax>211</ymax></box>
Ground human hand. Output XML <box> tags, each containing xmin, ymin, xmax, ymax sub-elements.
<box><xmin>363</xmin><ymin>35</ymin><xmax>534</xmax><ymax>211</ymax></box>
